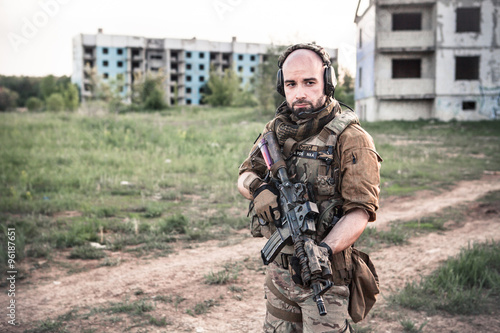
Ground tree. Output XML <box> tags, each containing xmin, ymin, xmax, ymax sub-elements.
<box><xmin>40</xmin><ymin>75</ymin><xmax>57</xmax><ymax>100</ymax></box>
<box><xmin>0</xmin><ymin>75</ymin><xmax>42</xmax><ymax>107</ymax></box>
<box><xmin>63</xmin><ymin>83</ymin><xmax>79</xmax><ymax>111</ymax></box>
<box><xmin>332</xmin><ymin>63</ymin><xmax>355</xmax><ymax>108</ymax></box>
<box><xmin>132</xmin><ymin>71</ymin><xmax>167</xmax><ymax>111</ymax></box>
<box><xmin>203</xmin><ymin>67</ymin><xmax>240</xmax><ymax>107</ymax></box>
<box><xmin>0</xmin><ymin>87</ymin><xmax>19</xmax><ymax>111</ymax></box>
<box><xmin>253</xmin><ymin>45</ymin><xmax>286</xmax><ymax>112</ymax></box>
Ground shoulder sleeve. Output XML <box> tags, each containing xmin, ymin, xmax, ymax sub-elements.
<box><xmin>238</xmin><ymin>121</ymin><xmax>275</xmax><ymax>177</ymax></box>
<box><xmin>337</xmin><ymin>124</ymin><xmax>382</xmax><ymax>222</ymax></box>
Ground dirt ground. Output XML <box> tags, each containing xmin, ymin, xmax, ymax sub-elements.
<box><xmin>2</xmin><ymin>174</ymin><xmax>500</xmax><ymax>333</ymax></box>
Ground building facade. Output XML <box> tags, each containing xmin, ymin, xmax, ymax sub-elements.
<box><xmin>72</xmin><ymin>32</ymin><xmax>337</xmax><ymax>106</ymax></box>
<box><xmin>355</xmin><ymin>0</ymin><xmax>500</xmax><ymax>121</ymax></box>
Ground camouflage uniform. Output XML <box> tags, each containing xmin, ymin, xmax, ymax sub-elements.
<box><xmin>239</xmin><ymin>99</ymin><xmax>381</xmax><ymax>332</ymax></box>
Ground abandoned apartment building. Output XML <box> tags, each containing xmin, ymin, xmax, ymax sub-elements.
<box><xmin>355</xmin><ymin>0</ymin><xmax>500</xmax><ymax>121</ymax></box>
<box><xmin>71</xmin><ymin>31</ymin><xmax>337</xmax><ymax>106</ymax></box>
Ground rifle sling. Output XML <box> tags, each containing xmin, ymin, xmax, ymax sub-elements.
<box><xmin>266</xmin><ymin>273</ymin><xmax>300</xmax><ymax>309</ymax></box>
<box><xmin>266</xmin><ymin>301</ymin><xmax>303</xmax><ymax>323</ymax></box>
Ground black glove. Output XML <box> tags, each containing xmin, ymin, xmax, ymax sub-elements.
<box><xmin>253</xmin><ymin>184</ymin><xmax>280</xmax><ymax>223</ymax></box>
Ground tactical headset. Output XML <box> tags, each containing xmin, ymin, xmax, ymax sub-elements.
<box><xmin>276</xmin><ymin>43</ymin><xmax>337</xmax><ymax>98</ymax></box>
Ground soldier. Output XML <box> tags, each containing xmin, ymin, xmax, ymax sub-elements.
<box><xmin>237</xmin><ymin>43</ymin><xmax>382</xmax><ymax>332</ymax></box>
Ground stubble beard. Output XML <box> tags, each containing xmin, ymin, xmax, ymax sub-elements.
<box><xmin>288</xmin><ymin>96</ymin><xmax>327</xmax><ymax>118</ymax></box>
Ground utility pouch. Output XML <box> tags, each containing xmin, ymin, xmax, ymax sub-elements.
<box><xmin>316</xmin><ymin>175</ymin><xmax>336</xmax><ymax>196</ymax></box>
<box><xmin>348</xmin><ymin>248</ymin><xmax>380</xmax><ymax>323</ymax></box>
<box><xmin>330</xmin><ymin>247</ymin><xmax>353</xmax><ymax>286</ymax></box>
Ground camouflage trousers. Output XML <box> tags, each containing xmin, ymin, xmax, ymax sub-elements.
<box><xmin>263</xmin><ymin>262</ymin><xmax>351</xmax><ymax>333</ymax></box>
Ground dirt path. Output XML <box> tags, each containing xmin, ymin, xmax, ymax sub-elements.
<box><xmin>2</xmin><ymin>174</ymin><xmax>500</xmax><ymax>333</ymax></box>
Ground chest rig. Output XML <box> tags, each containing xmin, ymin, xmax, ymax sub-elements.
<box><xmin>282</xmin><ymin>111</ymin><xmax>360</xmax><ymax>241</ymax></box>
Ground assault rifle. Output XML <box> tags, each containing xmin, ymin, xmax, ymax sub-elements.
<box><xmin>258</xmin><ymin>131</ymin><xmax>333</xmax><ymax>316</ymax></box>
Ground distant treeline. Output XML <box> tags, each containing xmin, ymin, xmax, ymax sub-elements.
<box><xmin>0</xmin><ymin>75</ymin><xmax>78</xmax><ymax>112</ymax></box>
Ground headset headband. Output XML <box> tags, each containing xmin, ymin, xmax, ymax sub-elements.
<box><xmin>277</xmin><ymin>43</ymin><xmax>332</xmax><ymax>69</ymax></box>
<box><xmin>276</xmin><ymin>43</ymin><xmax>336</xmax><ymax>97</ymax></box>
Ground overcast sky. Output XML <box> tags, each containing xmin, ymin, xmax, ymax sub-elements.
<box><xmin>0</xmin><ymin>0</ymin><xmax>359</xmax><ymax>77</ymax></box>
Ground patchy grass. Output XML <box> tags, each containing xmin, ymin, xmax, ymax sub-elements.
<box><xmin>391</xmin><ymin>241</ymin><xmax>500</xmax><ymax>315</ymax></box>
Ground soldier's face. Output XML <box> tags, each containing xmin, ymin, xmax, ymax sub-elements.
<box><xmin>282</xmin><ymin>49</ymin><xmax>326</xmax><ymax>116</ymax></box>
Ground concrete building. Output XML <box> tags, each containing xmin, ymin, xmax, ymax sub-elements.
<box><xmin>72</xmin><ymin>32</ymin><xmax>337</xmax><ymax>106</ymax></box>
<box><xmin>355</xmin><ymin>0</ymin><xmax>500</xmax><ymax>121</ymax></box>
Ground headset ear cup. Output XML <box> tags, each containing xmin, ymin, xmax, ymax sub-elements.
<box><xmin>276</xmin><ymin>69</ymin><xmax>285</xmax><ymax>97</ymax></box>
<box><xmin>324</xmin><ymin>66</ymin><xmax>336</xmax><ymax>97</ymax></box>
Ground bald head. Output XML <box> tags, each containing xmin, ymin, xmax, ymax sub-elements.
<box><xmin>282</xmin><ymin>49</ymin><xmax>325</xmax><ymax>75</ymax></box>
<box><xmin>281</xmin><ymin>49</ymin><xmax>327</xmax><ymax>117</ymax></box>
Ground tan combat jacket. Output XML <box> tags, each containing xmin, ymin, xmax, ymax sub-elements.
<box><xmin>239</xmin><ymin>112</ymin><xmax>382</xmax><ymax>224</ymax></box>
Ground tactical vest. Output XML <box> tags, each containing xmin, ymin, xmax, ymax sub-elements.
<box><xmin>251</xmin><ymin>110</ymin><xmax>360</xmax><ymax>285</ymax></box>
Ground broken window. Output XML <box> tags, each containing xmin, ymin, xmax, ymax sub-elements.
<box><xmin>238</xmin><ymin>66</ymin><xmax>243</xmax><ymax>72</ymax></box>
<box><xmin>186</xmin><ymin>64</ymin><xmax>192</xmax><ymax>70</ymax></box>
<box><xmin>199</xmin><ymin>53</ymin><xmax>205</xmax><ymax>59</ymax></box>
<box><xmin>455</xmin><ymin>56</ymin><xmax>479</xmax><ymax>80</ymax></box>
<box><xmin>186</xmin><ymin>99</ymin><xmax>192</xmax><ymax>105</ymax></box>
<box><xmin>199</xmin><ymin>64</ymin><xmax>205</xmax><ymax>70</ymax></box>
<box><xmin>238</xmin><ymin>55</ymin><xmax>243</xmax><ymax>61</ymax></box>
<box><xmin>199</xmin><ymin>76</ymin><xmax>205</xmax><ymax>82</ymax></box>
<box><xmin>187</xmin><ymin>75</ymin><xmax>192</xmax><ymax>82</ymax></box>
<box><xmin>462</xmin><ymin>101</ymin><xmax>476</xmax><ymax>110</ymax></box>
<box><xmin>103</xmin><ymin>60</ymin><xmax>109</xmax><ymax>67</ymax></box>
<box><xmin>117</xmin><ymin>61</ymin><xmax>123</xmax><ymax>68</ymax></box>
<box><xmin>103</xmin><ymin>48</ymin><xmax>108</xmax><ymax>54</ymax></box>
<box><xmin>84</xmin><ymin>47</ymin><xmax>93</xmax><ymax>56</ymax></box>
<box><xmin>250</xmin><ymin>55</ymin><xmax>256</xmax><ymax>61</ymax></box>
<box><xmin>117</xmin><ymin>49</ymin><xmax>123</xmax><ymax>55</ymax></box>
<box><xmin>132</xmin><ymin>61</ymin><xmax>140</xmax><ymax>69</ymax></box>
<box><xmin>186</xmin><ymin>87</ymin><xmax>192</xmax><ymax>93</ymax></box>
<box><xmin>456</xmin><ymin>7</ymin><xmax>480</xmax><ymax>32</ymax></box>
<box><xmin>186</xmin><ymin>52</ymin><xmax>192</xmax><ymax>58</ymax></box>
<box><xmin>250</xmin><ymin>67</ymin><xmax>255</xmax><ymax>73</ymax></box>
<box><xmin>392</xmin><ymin>13</ymin><xmax>422</xmax><ymax>31</ymax></box>
<box><xmin>392</xmin><ymin>59</ymin><xmax>421</xmax><ymax>78</ymax></box>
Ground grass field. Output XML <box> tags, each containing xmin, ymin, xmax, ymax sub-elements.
<box><xmin>1</xmin><ymin>108</ymin><xmax>499</xmax><ymax>267</ymax></box>
<box><xmin>1</xmin><ymin>107</ymin><xmax>500</xmax><ymax>332</ymax></box>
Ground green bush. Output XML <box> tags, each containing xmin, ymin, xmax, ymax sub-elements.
<box><xmin>46</xmin><ymin>93</ymin><xmax>65</xmax><ymax>111</ymax></box>
<box><xmin>0</xmin><ymin>86</ymin><xmax>19</xmax><ymax>111</ymax></box>
<box><xmin>26</xmin><ymin>97</ymin><xmax>44</xmax><ymax>112</ymax></box>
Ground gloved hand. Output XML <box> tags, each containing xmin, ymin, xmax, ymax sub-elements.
<box><xmin>253</xmin><ymin>184</ymin><xmax>280</xmax><ymax>223</ymax></box>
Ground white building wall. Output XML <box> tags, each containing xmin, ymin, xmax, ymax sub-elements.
<box><xmin>378</xmin><ymin>100</ymin><xmax>433</xmax><ymax>120</ymax></box>
<box><xmin>355</xmin><ymin>0</ymin><xmax>500</xmax><ymax>121</ymax></box>
<box><xmin>434</xmin><ymin>0</ymin><xmax>500</xmax><ymax>120</ymax></box>
<box><xmin>355</xmin><ymin>4</ymin><xmax>377</xmax><ymax>121</ymax></box>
